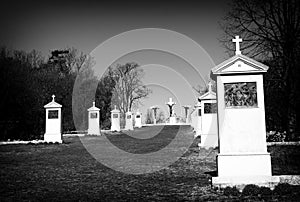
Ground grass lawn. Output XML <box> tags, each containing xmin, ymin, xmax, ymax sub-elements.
<box><xmin>1</xmin><ymin>125</ymin><xmax>300</xmax><ymax>201</ymax></box>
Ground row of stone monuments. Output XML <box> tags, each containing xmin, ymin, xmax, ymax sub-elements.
<box><xmin>42</xmin><ymin>94</ymin><xmax>203</xmax><ymax>144</ymax></box>
<box><xmin>42</xmin><ymin>35</ymin><xmax>279</xmax><ymax>188</ymax></box>
<box><xmin>110</xmin><ymin>107</ymin><xmax>142</xmax><ymax>132</ymax></box>
<box><xmin>190</xmin><ymin>82</ymin><xmax>218</xmax><ymax>149</ymax></box>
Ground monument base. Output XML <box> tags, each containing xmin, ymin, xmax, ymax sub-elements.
<box><xmin>111</xmin><ymin>127</ymin><xmax>120</xmax><ymax>132</ymax></box>
<box><xmin>217</xmin><ymin>153</ymin><xmax>272</xmax><ymax>176</ymax></box>
<box><xmin>44</xmin><ymin>133</ymin><xmax>62</xmax><ymax>143</ymax></box>
<box><xmin>212</xmin><ymin>152</ymin><xmax>279</xmax><ymax>189</ymax></box>
<box><xmin>169</xmin><ymin>117</ymin><xmax>176</xmax><ymax>125</ymax></box>
<box><xmin>87</xmin><ymin>129</ymin><xmax>100</xmax><ymax>135</ymax></box>
<box><xmin>212</xmin><ymin>175</ymin><xmax>280</xmax><ymax>189</ymax></box>
<box><xmin>124</xmin><ymin>125</ymin><xmax>134</xmax><ymax>130</ymax></box>
<box><xmin>134</xmin><ymin>124</ymin><xmax>142</xmax><ymax>128</ymax></box>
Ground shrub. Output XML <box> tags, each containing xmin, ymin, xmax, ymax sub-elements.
<box><xmin>223</xmin><ymin>186</ymin><xmax>240</xmax><ymax>197</ymax></box>
<box><xmin>266</xmin><ymin>131</ymin><xmax>286</xmax><ymax>142</ymax></box>
<box><xmin>242</xmin><ymin>184</ymin><xmax>260</xmax><ymax>196</ymax></box>
<box><xmin>259</xmin><ymin>186</ymin><xmax>273</xmax><ymax>196</ymax></box>
<box><xmin>274</xmin><ymin>183</ymin><xmax>292</xmax><ymax>195</ymax></box>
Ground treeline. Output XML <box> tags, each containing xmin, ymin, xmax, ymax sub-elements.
<box><xmin>0</xmin><ymin>45</ymin><xmax>298</xmax><ymax>141</ymax></box>
<box><xmin>0</xmin><ymin>47</ymin><xmax>115</xmax><ymax>140</ymax></box>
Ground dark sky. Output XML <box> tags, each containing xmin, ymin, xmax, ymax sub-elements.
<box><xmin>0</xmin><ymin>0</ymin><xmax>233</xmax><ymax>116</ymax></box>
<box><xmin>0</xmin><ymin>0</ymin><xmax>231</xmax><ymax>63</ymax></box>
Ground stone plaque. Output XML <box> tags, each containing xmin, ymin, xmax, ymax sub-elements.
<box><xmin>224</xmin><ymin>82</ymin><xmax>257</xmax><ymax>107</ymax></box>
<box><xmin>204</xmin><ymin>103</ymin><xmax>217</xmax><ymax>114</ymax></box>
<box><xmin>113</xmin><ymin>114</ymin><xmax>118</xmax><ymax>118</ymax></box>
<box><xmin>90</xmin><ymin>112</ymin><xmax>97</xmax><ymax>119</ymax></box>
<box><xmin>48</xmin><ymin>110</ymin><xmax>58</xmax><ymax>119</ymax></box>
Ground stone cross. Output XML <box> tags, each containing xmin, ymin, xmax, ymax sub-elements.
<box><xmin>232</xmin><ymin>35</ymin><xmax>242</xmax><ymax>55</ymax></box>
<box><xmin>166</xmin><ymin>98</ymin><xmax>176</xmax><ymax>117</ymax></box>
<box><xmin>52</xmin><ymin>94</ymin><xmax>55</xmax><ymax>102</ymax></box>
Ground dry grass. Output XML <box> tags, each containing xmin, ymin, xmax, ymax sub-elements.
<box><xmin>0</xmin><ymin>125</ymin><xmax>299</xmax><ymax>201</ymax></box>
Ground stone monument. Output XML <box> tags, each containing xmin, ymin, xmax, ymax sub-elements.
<box><xmin>150</xmin><ymin>106</ymin><xmax>159</xmax><ymax>125</ymax></box>
<box><xmin>166</xmin><ymin>98</ymin><xmax>176</xmax><ymax>124</ymax></box>
<box><xmin>111</xmin><ymin>106</ymin><xmax>120</xmax><ymax>132</ymax></box>
<box><xmin>87</xmin><ymin>102</ymin><xmax>100</xmax><ymax>135</ymax></box>
<box><xmin>44</xmin><ymin>95</ymin><xmax>62</xmax><ymax>143</ymax></box>
<box><xmin>198</xmin><ymin>81</ymin><xmax>218</xmax><ymax>148</ymax></box>
<box><xmin>211</xmin><ymin>36</ymin><xmax>279</xmax><ymax>188</ymax></box>
<box><xmin>182</xmin><ymin>105</ymin><xmax>191</xmax><ymax>123</ymax></box>
<box><xmin>134</xmin><ymin>110</ymin><xmax>142</xmax><ymax>128</ymax></box>
<box><xmin>194</xmin><ymin>101</ymin><xmax>202</xmax><ymax>138</ymax></box>
<box><xmin>125</xmin><ymin>111</ymin><xmax>133</xmax><ymax>130</ymax></box>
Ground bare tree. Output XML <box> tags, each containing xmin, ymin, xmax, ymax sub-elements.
<box><xmin>111</xmin><ymin>62</ymin><xmax>151</xmax><ymax>116</ymax></box>
<box><xmin>220</xmin><ymin>0</ymin><xmax>300</xmax><ymax>139</ymax></box>
<box><xmin>27</xmin><ymin>49</ymin><xmax>44</xmax><ymax>68</ymax></box>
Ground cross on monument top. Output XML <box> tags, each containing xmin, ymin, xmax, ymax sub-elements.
<box><xmin>93</xmin><ymin>101</ymin><xmax>95</xmax><ymax>107</ymax></box>
<box><xmin>52</xmin><ymin>95</ymin><xmax>55</xmax><ymax>102</ymax></box>
<box><xmin>232</xmin><ymin>35</ymin><xmax>242</xmax><ymax>55</ymax></box>
<box><xmin>167</xmin><ymin>97</ymin><xmax>176</xmax><ymax>106</ymax></box>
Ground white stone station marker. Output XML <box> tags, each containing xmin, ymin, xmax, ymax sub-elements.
<box><xmin>194</xmin><ymin>100</ymin><xmax>202</xmax><ymax>138</ymax></box>
<box><xmin>134</xmin><ymin>110</ymin><xmax>142</xmax><ymax>128</ymax></box>
<box><xmin>211</xmin><ymin>36</ymin><xmax>279</xmax><ymax>188</ymax></box>
<box><xmin>125</xmin><ymin>111</ymin><xmax>133</xmax><ymax>130</ymax></box>
<box><xmin>44</xmin><ymin>95</ymin><xmax>62</xmax><ymax>143</ymax></box>
<box><xmin>111</xmin><ymin>106</ymin><xmax>120</xmax><ymax>132</ymax></box>
<box><xmin>198</xmin><ymin>81</ymin><xmax>218</xmax><ymax>148</ymax></box>
<box><xmin>87</xmin><ymin>102</ymin><xmax>100</xmax><ymax>135</ymax></box>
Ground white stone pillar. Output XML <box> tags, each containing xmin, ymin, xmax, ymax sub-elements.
<box><xmin>111</xmin><ymin>106</ymin><xmax>120</xmax><ymax>132</ymax></box>
<box><xmin>194</xmin><ymin>101</ymin><xmax>202</xmax><ymax>138</ymax></box>
<box><xmin>198</xmin><ymin>82</ymin><xmax>218</xmax><ymax>148</ymax></box>
<box><xmin>44</xmin><ymin>95</ymin><xmax>62</xmax><ymax>143</ymax></box>
<box><xmin>125</xmin><ymin>111</ymin><xmax>133</xmax><ymax>130</ymax></box>
<box><xmin>211</xmin><ymin>36</ymin><xmax>279</xmax><ymax>188</ymax></box>
<box><xmin>87</xmin><ymin>102</ymin><xmax>100</xmax><ymax>135</ymax></box>
<box><xmin>134</xmin><ymin>110</ymin><xmax>142</xmax><ymax>128</ymax></box>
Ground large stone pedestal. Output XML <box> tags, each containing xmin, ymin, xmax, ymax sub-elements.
<box><xmin>212</xmin><ymin>153</ymin><xmax>280</xmax><ymax>188</ymax></box>
<box><xmin>217</xmin><ymin>153</ymin><xmax>272</xmax><ymax>176</ymax></box>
